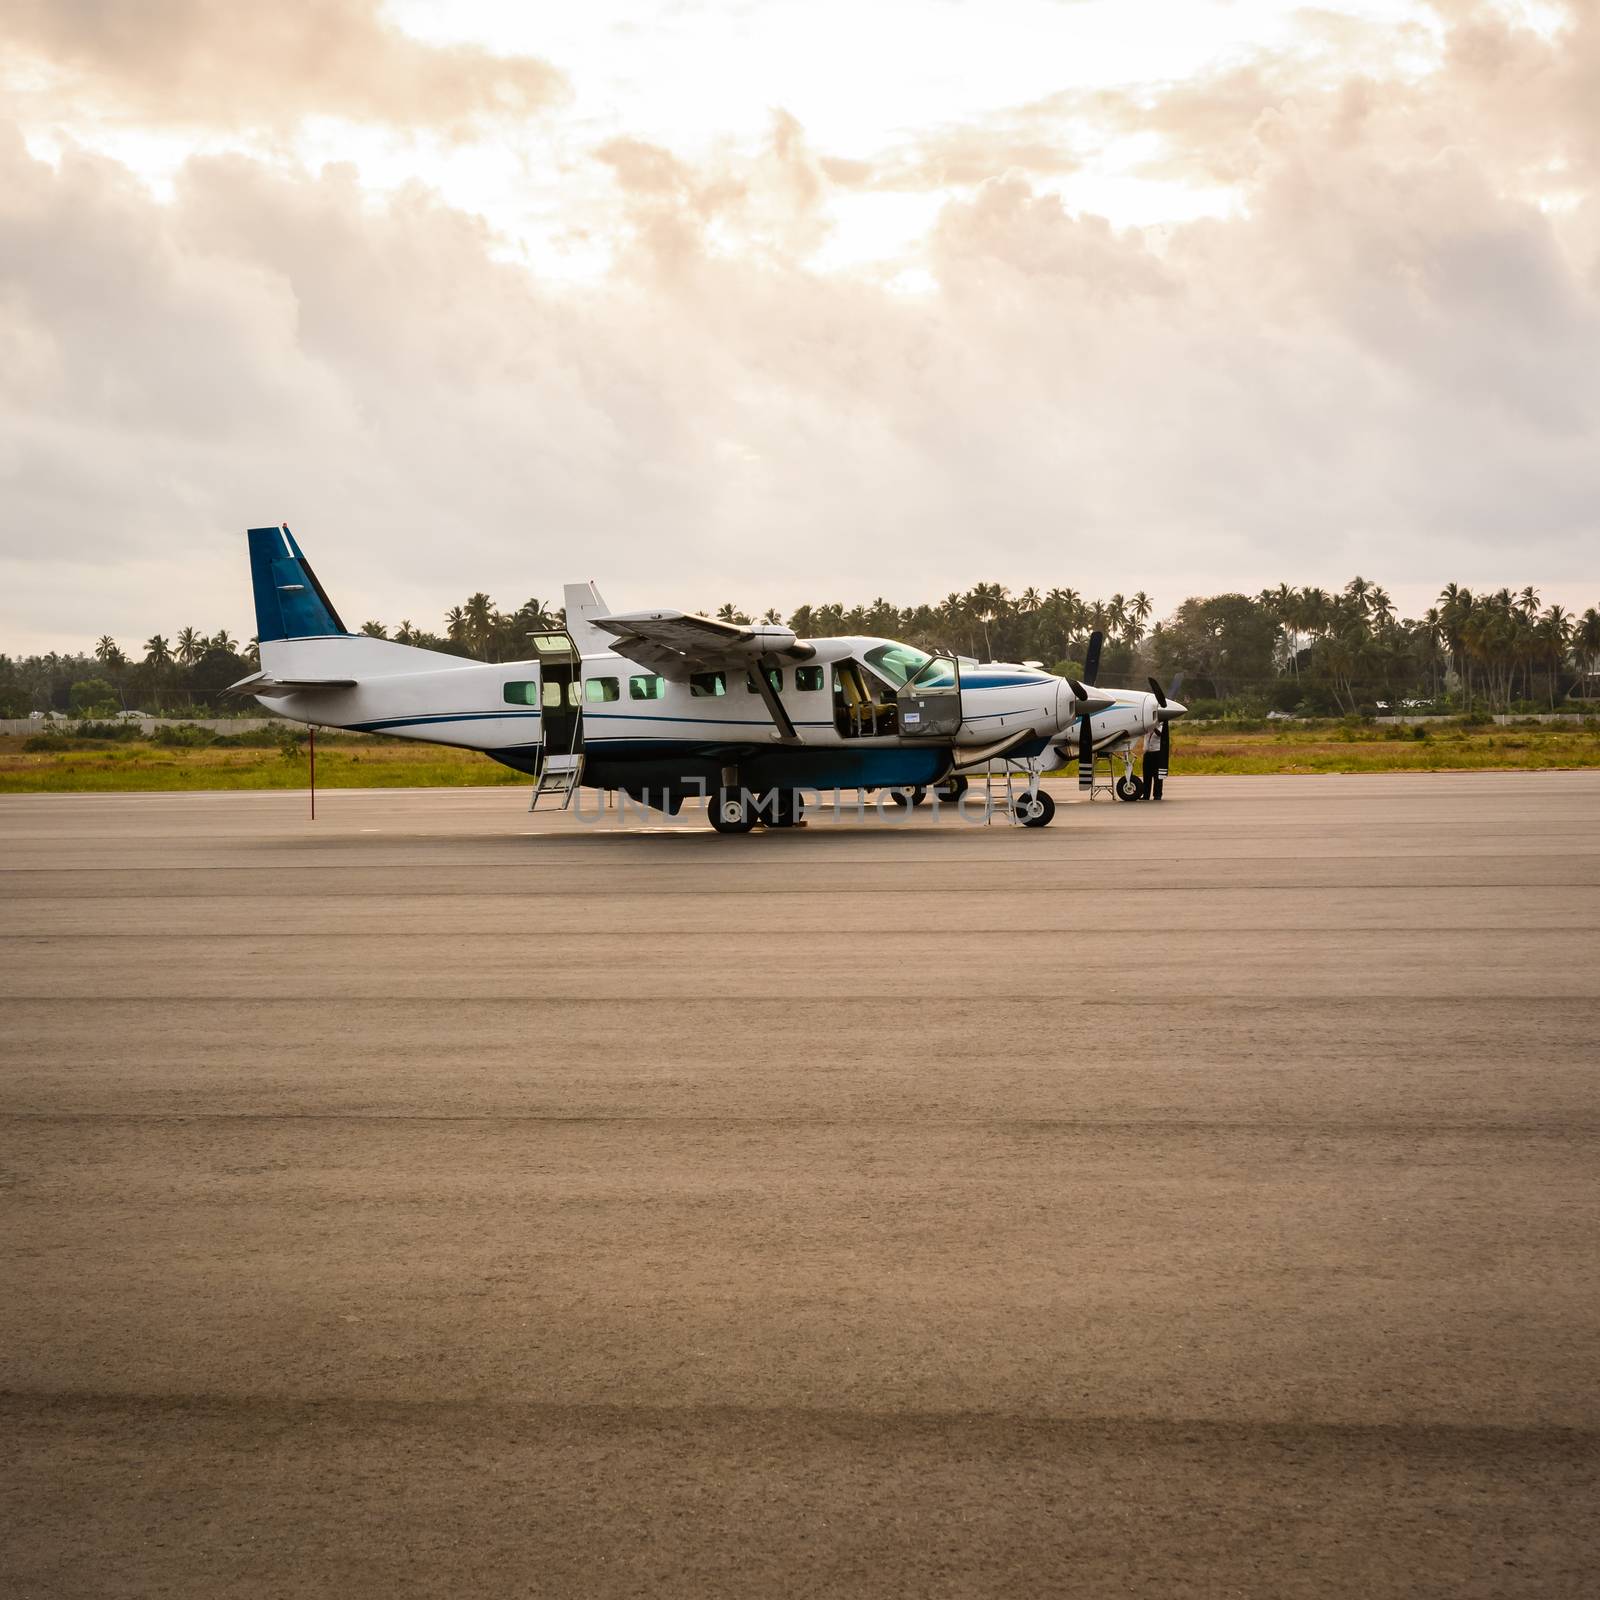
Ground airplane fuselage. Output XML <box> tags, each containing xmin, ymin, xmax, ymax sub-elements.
<box><xmin>257</xmin><ymin>634</ymin><xmax>1111</xmax><ymax>800</ymax></box>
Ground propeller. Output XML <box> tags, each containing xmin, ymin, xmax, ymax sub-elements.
<box><xmin>1146</xmin><ymin>673</ymin><xmax>1185</xmax><ymax>797</ymax></box>
<box><xmin>1082</xmin><ymin>629</ymin><xmax>1104</xmax><ymax>687</ymax></box>
<box><xmin>1073</xmin><ymin>630</ymin><xmax>1105</xmax><ymax>789</ymax></box>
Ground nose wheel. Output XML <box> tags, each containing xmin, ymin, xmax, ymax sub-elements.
<box><xmin>1016</xmin><ymin>790</ymin><xmax>1056</xmax><ymax>828</ymax></box>
<box><xmin>1114</xmin><ymin>775</ymin><xmax>1143</xmax><ymax>802</ymax></box>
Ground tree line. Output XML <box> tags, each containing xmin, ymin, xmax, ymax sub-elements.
<box><xmin>4</xmin><ymin>580</ymin><xmax>1597</xmax><ymax>720</ymax></box>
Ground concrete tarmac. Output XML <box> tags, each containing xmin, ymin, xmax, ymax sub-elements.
<box><xmin>2</xmin><ymin>773</ymin><xmax>1598</xmax><ymax>1597</ymax></box>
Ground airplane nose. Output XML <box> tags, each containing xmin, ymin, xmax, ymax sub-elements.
<box><xmin>1155</xmin><ymin>699</ymin><xmax>1186</xmax><ymax>720</ymax></box>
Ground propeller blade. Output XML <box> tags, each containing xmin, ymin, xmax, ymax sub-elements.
<box><xmin>1147</xmin><ymin>676</ymin><xmax>1166</xmax><ymax>707</ymax></box>
<box><xmin>1083</xmin><ymin>630</ymin><xmax>1103</xmax><ymax>687</ymax></box>
<box><xmin>1158</xmin><ymin>716</ymin><xmax>1170</xmax><ymax>781</ymax></box>
<box><xmin>1169</xmin><ymin>672</ymin><xmax>1185</xmax><ymax>698</ymax></box>
<box><xmin>1077</xmin><ymin>713</ymin><xmax>1094</xmax><ymax>790</ymax></box>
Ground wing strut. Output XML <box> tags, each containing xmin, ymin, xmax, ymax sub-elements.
<box><xmin>749</xmin><ymin>663</ymin><xmax>800</xmax><ymax>743</ymax></box>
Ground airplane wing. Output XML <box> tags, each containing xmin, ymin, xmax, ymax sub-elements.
<box><xmin>591</xmin><ymin>611</ymin><xmax>815</xmax><ymax>677</ymax></box>
<box><xmin>592</xmin><ymin>610</ymin><xmax>814</xmax><ymax>743</ymax></box>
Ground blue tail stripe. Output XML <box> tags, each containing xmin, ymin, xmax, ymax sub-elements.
<box><xmin>247</xmin><ymin>525</ymin><xmax>348</xmax><ymax>642</ymax></box>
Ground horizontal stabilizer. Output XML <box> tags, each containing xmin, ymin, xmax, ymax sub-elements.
<box><xmin>225</xmin><ymin>671</ymin><xmax>357</xmax><ymax>698</ymax></box>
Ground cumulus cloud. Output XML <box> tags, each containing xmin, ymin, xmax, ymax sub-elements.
<box><xmin>825</xmin><ymin>120</ymin><xmax>1081</xmax><ymax>192</ymax></box>
<box><xmin>1</xmin><ymin>2</ymin><xmax>1598</xmax><ymax>650</ymax></box>
<box><xmin>0</xmin><ymin>0</ymin><xmax>565</xmax><ymax>131</ymax></box>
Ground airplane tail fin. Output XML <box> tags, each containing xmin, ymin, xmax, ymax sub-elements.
<box><xmin>248</xmin><ymin>525</ymin><xmax>349</xmax><ymax>642</ymax></box>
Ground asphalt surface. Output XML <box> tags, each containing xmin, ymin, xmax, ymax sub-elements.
<box><xmin>3</xmin><ymin>773</ymin><xmax>1598</xmax><ymax>1598</ymax></box>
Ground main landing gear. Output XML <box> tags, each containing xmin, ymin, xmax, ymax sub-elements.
<box><xmin>707</xmin><ymin>785</ymin><xmax>807</xmax><ymax>834</ymax></box>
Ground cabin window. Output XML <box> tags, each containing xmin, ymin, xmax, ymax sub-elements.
<box><xmin>794</xmin><ymin>666</ymin><xmax>823</xmax><ymax>692</ymax></box>
<box><xmin>629</xmin><ymin>675</ymin><xmax>666</xmax><ymax>700</ymax></box>
<box><xmin>502</xmin><ymin>681</ymin><xmax>539</xmax><ymax>706</ymax></box>
<box><xmin>690</xmin><ymin>671</ymin><xmax>727</xmax><ymax>698</ymax></box>
<box><xmin>543</xmin><ymin>680</ymin><xmax>580</xmax><ymax>708</ymax></box>
<box><xmin>745</xmin><ymin>667</ymin><xmax>783</xmax><ymax>694</ymax></box>
<box><xmin>584</xmin><ymin>677</ymin><xmax>620</xmax><ymax>703</ymax></box>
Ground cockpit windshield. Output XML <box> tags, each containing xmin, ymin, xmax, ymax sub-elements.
<box><xmin>862</xmin><ymin>642</ymin><xmax>932</xmax><ymax>687</ymax></box>
<box><xmin>906</xmin><ymin>654</ymin><xmax>957</xmax><ymax>690</ymax></box>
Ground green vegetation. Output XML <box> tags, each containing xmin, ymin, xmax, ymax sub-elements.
<box><xmin>2</xmin><ymin>720</ymin><xmax>1596</xmax><ymax>793</ymax></box>
<box><xmin>6</xmin><ymin>578</ymin><xmax>1599</xmax><ymax>723</ymax></box>
<box><xmin>0</xmin><ymin>731</ymin><xmax>523</xmax><ymax>792</ymax></box>
<box><xmin>1171</xmin><ymin>720</ymin><xmax>1600</xmax><ymax>775</ymax></box>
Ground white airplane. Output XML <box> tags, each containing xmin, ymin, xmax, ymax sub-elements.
<box><xmin>1042</xmin><ymin>630</ymin><xmax>1186</xmax><ymax>802</ymax></box>
<box><xmin>228</xmin><ymin>525</ymin><xmax>1185</xmax><ymax>831</ymax></box>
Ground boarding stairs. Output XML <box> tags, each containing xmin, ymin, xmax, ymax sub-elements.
<box><xmin>1088</xmin><ymin>749</ymin><xmax>1117</xmax><ymax>801</ymax></box>
<box><xmin>529</xmin><ymin>751</ymin><xmax>584</xmax><ymax>812</ymax></box>
<box><xmin>973</xmin><ymin>763</ymin><xmax>1035</xmax><ymax>825</ymax></box>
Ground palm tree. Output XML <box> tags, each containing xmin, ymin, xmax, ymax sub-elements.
<box><xmin>445</xmin><ymin>607</ymin><xmax>467</xmax><ymax>649</ymax></box>
<box><xmin>1128</xmin><ymin>590</ymin><xmax>1154</xmax><ymax>639</ymax></box>
<box><xmin>1436</xmin><ymin>584</ymin><xmax>1474</xmax><ymax>706</ymax></box>
<box><xmin>142</xmin><ymin>635</ymin><xmax>172</xmax><ymax>666</ymax></box>
<box><xmin>1539</xmin><ymin>605</ymin><xmax>1571</xmax><ymax>707</ymax></box>
<box><xmin>1420</xmin><ymin>607</ymin><xmax>1444</xmax><ymax>701</ymax></box>
<box><xmin>1572</xmin><ymin>608</ymin><xmax>1600</xmax><ymax>699</ymax></box>
<box><xmin>360</xmin><ymin>621</ymin><xmax>389</xmax><ymax>639</ymax></box>
<box><xmin>175</xmin><ymin>627</ymin><xmax>204</xmax><ymax>666</ymax></box>
<box><xmin>211</xmin><ymin>629</ymin><xmax>236</xmax><ymax>654</ymax></box>
<box><xmin>1260</xmin><ymin>583</ymin><xmax>1297</xmax><ymax>675</ymax></box>
<box><xmin>463</xmin><ymin>593</ymin><xmax>495</xmax><ymax>659</ymax></box>
<box><xmin>761</xmin><ymin>608</ymin><xmax>782</xmax><ymax>625</ymax></box>
<box><xmin>95</xmin><ymin>635</ymin><xmax>124</xmax><ymax>666</ymax></box>
<box><xmin>716</xmin><ymin>603</ymin><xmax>750</xmax><ymax>625</ymax></box>
<box><xmin>506</xmin><ymin>599</ymin><xmax>552</xmax><ymax>650</ymax></box>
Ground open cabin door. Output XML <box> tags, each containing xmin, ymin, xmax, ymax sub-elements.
<box><xmin>528</xmin><ymin>629</ymin><xmax>584</xmax><ymax>810</ymax></box>
<box><xmin>531</xmin><ymin>629</ymin><xmax>584</xmax><ymax>756</ymax></box>
<box><xmin>897</xmin><ymin>653</ymin><xmax>962</xmax><ymax>738</ymax></box>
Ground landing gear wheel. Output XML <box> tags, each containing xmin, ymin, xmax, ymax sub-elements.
<box><xmin>708</xmin><ymin>788</ymin><xmax>757</xmax><ymax>834</ymax></box>
<box><xmin>930</xmin><ymin>775</ymin><xmax>968</xmax><ymax>801</ymax></box>
<box><xmin>764</xmin><ymin>790</ymin><xmax>805</xmax><ymax>828</ymax></box>
<box><xmin>884</xmin><ymin>786</ymin><xmax>927</xmax><ymax>807</ymax></box>
<box><xmin>1115</xmin><ymin>776</ymin><xmax>1143</xmax><ymax>802</ymax></box>
<box><xmin>1017</xmin><ymin>790</ymin><xmax>1056</xmax><ymax>828</ymax></box>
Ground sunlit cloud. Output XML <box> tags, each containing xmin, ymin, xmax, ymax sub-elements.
<box><xmin>1</xmin><ymin>1</ymin><xmax>1597</xmax><ymax>652</ymax></box>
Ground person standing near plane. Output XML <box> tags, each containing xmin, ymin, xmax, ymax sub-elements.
<box><xmin>1141</xmin><ymin>722</ymin><xmax>1161</xmax><ymax>799</ymax></box>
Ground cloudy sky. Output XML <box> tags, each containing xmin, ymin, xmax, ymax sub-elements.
<box><xmin>2</xmin><ymin>0</ymin><xmax>1597</xmax><ymax>652</ymax></box>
